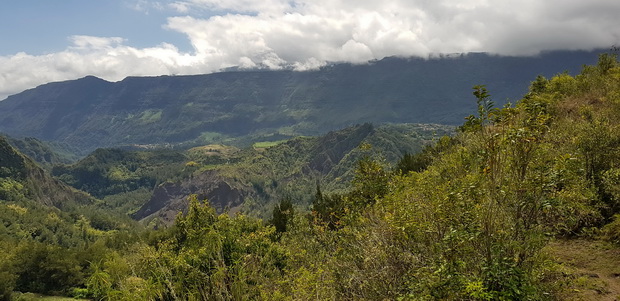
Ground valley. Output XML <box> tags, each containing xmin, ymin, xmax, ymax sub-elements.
<box><xmin>1</xmin><ymin>52</ymin><xmax>620</xmax><ymax>300</ymax></box>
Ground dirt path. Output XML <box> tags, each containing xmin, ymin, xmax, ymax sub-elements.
<box><xmin>548</xmin><ymin>239</ymin><xmax>620</xmax><ymax>300</ymax></box>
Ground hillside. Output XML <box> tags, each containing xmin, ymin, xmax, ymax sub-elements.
<box><xmin>0</xmin><ymin>50</ymin><xmax>600</xmax><ymax>154</ymax></box>
<box><xmin>2</xmin><ymin>53</ymin><xmax>620</xmax><ymax>300</ymax></box>
<box><xmin>0</xmin><ymin>136</ymin><xmax>91</xmax><ymax>209</ymax></box>
<box><xmin>27</xmin><ymin>52</ymin><xmax>617</xmax><ymax>301</ymax></box>
<box><xmin>3</xmin><ymin>136</ymin><xmax>78</xmax><ymax>168</ymax></box>
<box><xmin>0</xmin><ymin>136</ymin><xmax>144</xmax><ymax>299</ymax></box>
<box><xmin>51</xmin><ymin>123</ymin><xmax>452</xmax><ymax>224</ymax></box>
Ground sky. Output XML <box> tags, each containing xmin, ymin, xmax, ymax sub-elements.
<box><xmin>1</xmin><ymin>0</ymin><xmax>619</xmax><ymax>100</ymax></box>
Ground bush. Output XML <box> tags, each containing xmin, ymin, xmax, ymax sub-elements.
<box><xmin>70</xmin><ymin>287</ymin><xmax>90</xmax><ymax>299</ymax></box>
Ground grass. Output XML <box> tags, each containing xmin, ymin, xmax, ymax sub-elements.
<box><xmin>188</xmin><ymin>144</ymin><xmax>238</xmax><ymax>156</ymax></box>
<box><xmin>187</xmin><ymin>144</ymin><xmax>240</xmax><ymax>162</ymax></box>
<box><xmin>252</xmin><ymin>140</ymin><xmax>288</xmax><ymax>149</ymax></box>
<box><xmin>10</xmin><ymin>292</ymin><xmax>86</xmax><ymax>300</ymax></box>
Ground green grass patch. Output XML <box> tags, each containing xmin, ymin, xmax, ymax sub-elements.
<box><xmin>253</xmin><ymin>140</ymin><xmax>288</xmax><ymax>149</ymax></box>
<box><xmin>10</xmin><ymin>292</ymin><xmax>86</xmax><ymax>300</ymax></box>
<box><xmin>188</xmin><ymin>144</ymin><xmax>238</xmax><ymax>158</ymax></box>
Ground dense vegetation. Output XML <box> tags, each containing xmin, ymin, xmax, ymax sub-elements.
<box><xmin>3</xmin><ymin>136</ymin><xmax>77</xmax><ymax>168</ymax></box>
<box><xmin>50</xmin><ymin>123</ymin><xmax>450</xmax><ymax>223</ymax></box>
<box><xmin>0</xmin><ymin>138</ymin><xmax>138</xmax><ymax>300</ymax></box>
<box><xmin>0</xmin><ymin>50</ymin><xmax>598</xmax><ymax>154</ymax></box>
<box><xmin>1</xmin><ymin>53</ymin><xmax>620</xmax><ymax>300</ymax></box>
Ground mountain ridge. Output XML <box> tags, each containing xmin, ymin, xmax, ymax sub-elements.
<box><xmin>0</xmin><ymin>50</ymin><xmax>601</xmax><ymax>155</ymax></box>
<box><xmin>0</xmin><ymin>136</ymin><xmax>93</xmax><ymax>209</ymax></box>
<box><xmin>49</xmin><ymin>123</ymin><xmax>451</xmax><ymax>224</ymax></box>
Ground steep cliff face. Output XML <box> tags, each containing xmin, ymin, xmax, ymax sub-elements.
<box><xmin>104</xmin><ymin>123</ymin><xmax>452</xmax><ymax>224</ymax></box>
<box><xmin>130</xmin><ymin>126</ymin><xmax>378</xmax><ymax>224</ymax></box>
<box><xmin>134</xmin><ymin>170</ymin><xmax>248</xmax><ymax>223</ymax></box>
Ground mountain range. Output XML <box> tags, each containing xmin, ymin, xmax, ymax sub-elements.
<box><xmin>1</xmin><ymin>51</ymin><xmax>620</xmax><ymax>300</ymax></box>
<box><xmin>0</xmin><ymin>50</ymin><xmax>601</xmax><ymax>155</ymax></box>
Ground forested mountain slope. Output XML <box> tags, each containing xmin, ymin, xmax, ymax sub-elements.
<box><xmin>51</xmin><ymin>123</ymin><xmax>451</xmax><ymax>224</ymax></box>
<box><xmin>0</xmin><ymin>50</ymin><xmax>599</xmax><ymax>154</ymax></box>
<box><xmin>3</xmin><ymin>136</ymin><xmax>77</xmax><ymax>168</ymax></box>
<box><xmin>57</xmin><ymin>53</ymin><xmax>620</xmax><ymax>300</ymax></box>
<box><xmin>2</xmin><ymin>53</ymin><xmax>620</xmax><ymax>300</ymax></box>
<box><xmin>0</xmin><ymin>136</ymin><xmax>134</xmax><ymax>299</ymax></box>
<box><xmin>0</xmin><ymin>137</ymin><xmax>91</xmax><ymax>209</ymax></box>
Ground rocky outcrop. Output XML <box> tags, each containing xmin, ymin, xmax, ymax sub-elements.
<box><xmin>134</xmin><ymin>170</ymin><xmax>247</xmax><ymax>224</ymax></box>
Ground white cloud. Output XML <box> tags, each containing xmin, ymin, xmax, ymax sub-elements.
<box><xmin>0</xmin><ymin>37</ymin><xmax>213</xmax><ymax>100</ymax></box>
<box><xmin>2</xmin><ymin>0</ymin><xmax>619</xmax><ymax>100</ymax></box>
<box><xmin>170</xmin><ymin>0</ymin><xmax>292</xmax><ymax>14</ymax></box>
<box><xmin>168</xmin><ymin>2</ymin><xmax>190</xmax><ymax>13</ymax></box>
<box><xmin>69</xmin><ymin>36</ymin><xmax>125</xmax><ymax>50</ymax></box>
<box><xmin>126</xmin><ymin>0</ymin><xmax>167</xmax><ymax>14</ymax></box>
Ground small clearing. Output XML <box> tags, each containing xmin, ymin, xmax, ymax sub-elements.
<box><xmin>187</xmin><ymin>144</ymin><xmax>239</xmax><ymax>157</ymax></box>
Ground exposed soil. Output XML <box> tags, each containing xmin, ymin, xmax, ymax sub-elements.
<box><xmin>547</xmin><ymin>239</ymin><xmax>620</xmax><ymax>300</ymax></box>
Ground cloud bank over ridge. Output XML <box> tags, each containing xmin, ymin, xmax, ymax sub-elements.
<box><xmin>1</xmin><ymin>0</ymin><xmax>619</xmax><ymax>99</ymax></box>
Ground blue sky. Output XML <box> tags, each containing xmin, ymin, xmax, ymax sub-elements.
<box><xmin>0</xmin><ymin>0</ymin><xmax>192</xmax><ymax>55</ymax></box>
<box><xmin>1</xmin><ymin>0</ymin><xmax>619</xmax><ymax>100</ymax></box>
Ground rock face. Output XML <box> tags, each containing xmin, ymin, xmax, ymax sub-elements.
<box><xmin>131</xmin><ymin>126</ymin><xmax>377</xmax><ymax>224</ymax></box>
<box><xmin>134</xmin><ymin>170</ymin><xmax>247</xmax><ymax>224</ymax></box>
<box><xmin>125</xmin><ymin>123</ymin><xmax>452</xmax><ymax>223</ymax></box>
